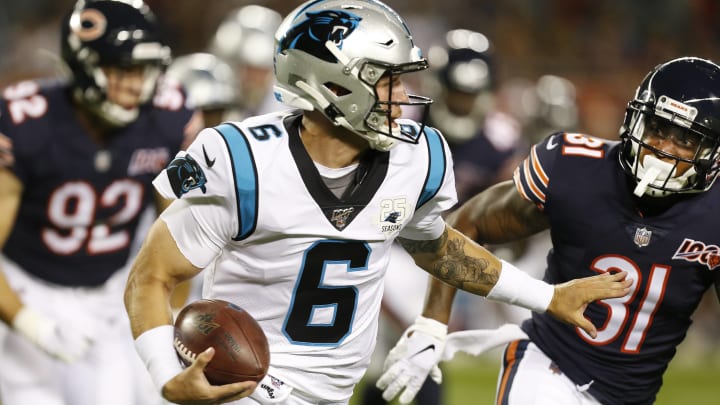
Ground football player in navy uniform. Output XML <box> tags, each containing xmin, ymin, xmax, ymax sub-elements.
<box><xmin>124</xmin><ymin>1</ymin><xmax>631</xmax><ymax>404</ymax></box>
<box><xmin>381</xmin><ymin>56</ymin><xmax>720</xmax><ymax>405</ymax></box>
<box><xmin>0</xmin><ymin>1</ymin><xmax>200</xmax><ymax>404</ymax></box>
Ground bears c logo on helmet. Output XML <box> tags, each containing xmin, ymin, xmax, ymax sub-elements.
<box><xmin>70</xmin><ymin>8</ymin><xmax>107</xmax><ymax>42</ymax></box>
<box><xmin>277</xmin><ymin>10</ymin><xmax>361</xmax><ymax>63</ymax></box>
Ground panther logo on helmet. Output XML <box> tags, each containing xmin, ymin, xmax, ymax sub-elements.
<box><xmin>277</xmin><ymin>10</ymin><xmax>361</xmax><ymax>63</ymax></box>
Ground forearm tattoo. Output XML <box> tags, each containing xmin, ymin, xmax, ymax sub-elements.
<box><xmin>398</xmin><ymin>231</ymin><xmax>497</xmax><ymax>293</ymax></box>
<box><xmin>397</xmin><ymin>229</ymin><xmax>448</xmax><ymax>254</ymax></box>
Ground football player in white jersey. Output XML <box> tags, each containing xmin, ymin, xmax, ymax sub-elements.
<box><xmin>125</xmin><ymin>1</ymin><xmax>632</xmax><ymax>404</ymax></box>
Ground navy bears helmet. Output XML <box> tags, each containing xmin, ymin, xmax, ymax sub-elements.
<box><xmin>61</xmin><ymin>0</ymin><xmax>171</xmax><ymax>127</ymax></box>
<box><xmin>619</xmin><ymin>56</ymin><xmax>720</xmax><ymax>197</ymax></box>
<box><xmin>426</xmin><ymin>29</ymin><xmax>496</xmax><ymax>143</ymax></box>
<box><xmin>273</xmin><ymin>0</ymin><xmax>432</xmax><ymax>151</ymax></box>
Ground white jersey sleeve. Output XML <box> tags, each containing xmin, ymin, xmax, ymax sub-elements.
<box><xmin>153</xmin><ymin>127</ymin><xmax>241</xmax><ymax>267</ymax></box>
<box><xmin>399</xmin><ymin>125</ymin><xmax>457</xmax><ymax>240</ymax></box>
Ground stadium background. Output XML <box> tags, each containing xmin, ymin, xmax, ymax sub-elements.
<box><xmin>1</xmin><ymin>1</ymin><xmax>719</xmax><ymax>403</ymax></box>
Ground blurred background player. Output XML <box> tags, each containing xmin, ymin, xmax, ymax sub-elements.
<box><xmin>499</xmin><ymin>74</ymin><xmax>580</xmax><ymax>145</ymax></box>
<box><xmin>166</xmin><ymin>52</ymin><xmax>238</xmax><ymax>128</ymax></box>
<box><xmin>424</xmin><ymin>28</ymin><xmax>535</xmax><ymax>332</ymax></box>
<box><xmin>425</xmin><ymin>28</ymin><xmax>526</xmax><ymax>203</ymax></box>
<box><xmin>358</xmin><ymin>29</ymin><xmax>529</xmax><ymax>405</ymax></box>
<box><xmin>0</xmin><ymin>0</ymin><xmax>200</xmax><ymax>404</ymax></box>
<box><xmin>207</xmin><ymin>4</ymin><xmax>286</xmax><ymax>120</ymax></box>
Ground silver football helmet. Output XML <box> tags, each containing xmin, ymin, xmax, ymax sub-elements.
<box><xmin>209</xmin><ymin>5</ymin><xmax>281</xmax><ymax>113</ymax></box>
<box><xmin>166</xmin><ymin>53</ymin><xmax>238</xmax><ymax>112</ymax></box>
<box><xmin>273</xmin><ymin>0</ymin><xmax>432</xmax><ymax>151</ymax></box>
<box><xmin>209</xmin><ymin>5</ymin><xmax>281</xmax><ymax>69</ymax></box>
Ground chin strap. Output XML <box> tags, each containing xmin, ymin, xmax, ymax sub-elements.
<box><xmin>633</xmin><ymin>165</ymin><xmax>662</xmax><ymax>197</ymax></box>
<box><xmin>634</xmin><ymin>154</ymin><xmax>695</xmax><ymax>197</ymax></box>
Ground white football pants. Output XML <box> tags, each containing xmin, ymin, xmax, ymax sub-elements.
<box><xmin>0</xmin><ymin>257</ymin><xmax>166</xmax><ymax>405</ymax></box>
<box><xmin>496</xmin><ymin>340</ymin><xmax>602</xmax><ymax>405</ymax></box>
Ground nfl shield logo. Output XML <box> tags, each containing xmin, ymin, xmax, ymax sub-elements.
<box><xmin>634</xmin><ymin>227</ymin><xmax>652</xmax><ymax>247</ymax></box>
<box><xmin>330</xmin><ymin>207</ymin><xmax>354</xmax><ymax>230</ymax></box>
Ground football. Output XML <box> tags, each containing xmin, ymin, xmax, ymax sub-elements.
<box><xmin>173</xmin><ymin>299</ymin><xmax>270</xmax><ymax>385</ymax></box>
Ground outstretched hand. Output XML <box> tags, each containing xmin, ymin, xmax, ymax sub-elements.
<box><xmin>162</xmin><ymin>347</ymin><xmax>257</xmax><ymax>405</ymax></box>
<box><xmin>547</xmin><ymin>271</ymin><xmax>633</xmax><ymax>338</ymax></box>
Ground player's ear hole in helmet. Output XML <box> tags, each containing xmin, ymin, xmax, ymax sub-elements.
<box><xmin>273</xmin><ymin>0</ymin><xmax>432</xmax><ymax>151</ymax></box>
<box><xmin>619</xmin><ymin>56</ymin><xmax>720</xmax><ymax>197</ymax></box>
<box><xmin>61</xmin><ymin>0</ymin><xmax>171</xmax><ymax>128</ymax></box>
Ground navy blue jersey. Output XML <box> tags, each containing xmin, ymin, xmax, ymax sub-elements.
<box><xmin>0</xmin><ymin>79</ymin><xmax>194</xmax><ymax>286</ymax></box>
<box><xmin>514</xmin><ymin>132</ymin><xmax>720</xmax><ymax>405</ymax></box>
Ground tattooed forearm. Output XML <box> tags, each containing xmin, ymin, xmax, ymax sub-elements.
<box><xmin>401</xmin><ymin>230</ymin><xmax>499</xmax><ymax>295</ymax></box>
<box><xmin>397</xmin><ymin>229</ymin><xmax>448</xmax><ymax>254</ymax></box>
<box><xmin>432</xmin><ymin>237</ymin><xmax>498</xmax><ymax>294</ymax></box>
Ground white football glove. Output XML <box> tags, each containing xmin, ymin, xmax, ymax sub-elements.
<box><xmin>376</xmin><ymin>316</ymin><xmax>447</xmax><ymax>404</ymax></box>
<box><xmin>12</xmin><ymin>306</ymin><xmax>95</xmax><ymax>362</ymax></box>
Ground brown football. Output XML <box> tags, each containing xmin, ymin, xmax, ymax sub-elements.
<box><xmin>173</xmin><ymin>299</ymin><xmax>270</xmax><ymax>385</ymax></box>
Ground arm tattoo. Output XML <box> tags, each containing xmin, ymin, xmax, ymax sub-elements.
<box><xmin>398</xmin><ymin>230</ymin><xmax>498</xmax><ymax>293</ymax></box>
<box><xmin>397</xmin><ymin>229</ymin><xmax>448</xmax><ymax>254</ymax></box>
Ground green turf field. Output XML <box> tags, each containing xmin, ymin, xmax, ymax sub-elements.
<box><xmin>351</xmin><ymin>343</ymin><xmax>720</xmax><ymax>405</ymax></box>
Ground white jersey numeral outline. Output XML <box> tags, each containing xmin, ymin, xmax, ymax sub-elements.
<box><xmin>577</xmin><ymin>255</ymin><xmax>669</xmax><ymax>353</ymax></box>
<box><xmin>42</xmin><ymin>180</ymin><xmax>144</xmax><ymax>255</ymax></box>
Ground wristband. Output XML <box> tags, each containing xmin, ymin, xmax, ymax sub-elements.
<box><xmin>486</xmin><ymin>260</ymin><xmax>554</xmax><ymax>313</ymax></box>
<box><xmin>134</xmin><ymin>325</ymin><xmax>184</xmax><ymax>392</ymax></box>
<box><xmin>12</xmin><ymin>306</ymin><xmax>50</xmax><ymax>343</ymax></box>
<box><xmin>408</xmin><ymin>315</ymin><xmax>448</xmax><ymax>339</ymax></box>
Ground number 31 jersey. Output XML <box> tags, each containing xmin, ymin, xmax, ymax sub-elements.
<box><xmin>154</xmin><ymin>110</ymin><xmax>457</xmax><ymax>402</ymax></box>
<box><xmin>515</xmin><ymin>132</ymin><xmax>720</xmax><ymax>405</ymax></box>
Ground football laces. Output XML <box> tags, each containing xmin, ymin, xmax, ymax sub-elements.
<box><xmin>173</xmin><ymin>337</ymin><xmax>199</xmax><ymax>364</ymax></box>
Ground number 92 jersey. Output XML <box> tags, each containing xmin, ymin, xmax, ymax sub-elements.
<box><xmin>514</xmin><ymin>132</ymin><xmax>720</xmax><ymax>405</ymax></box>
<box><xmin>153</xmin><ymin>110</ymin><xmax>457</xmax><ymax>401</ymax></box>
<box><xmin>0</xmin><ymin>79</ymin><xmax>195</xmax><ymax>287</ymax></box>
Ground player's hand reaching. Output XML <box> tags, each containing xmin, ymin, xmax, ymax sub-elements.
<box><xmin>376</xmin><ymin>316</ymin><xmax>447</xmax><ymax>404</ymax></box>
<box><xmin>162</xmin><ymin>347</ymin><xmax>257</xmax><ymax>405</ymax></box>
<box><xmin>12</xmin><ymin>306</ymin><xmax>96</xmax><ymax>362</ymax></box>
<box><xmin>547</xmin><ymin>271</ymin><xmax>633</xmax><ymax>338</ymax></box>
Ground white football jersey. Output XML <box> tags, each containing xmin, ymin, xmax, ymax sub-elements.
<box><xmin>154</xmin><ymin>110</ymin><xmax>456</xmax><ymax>401</ymax></box>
